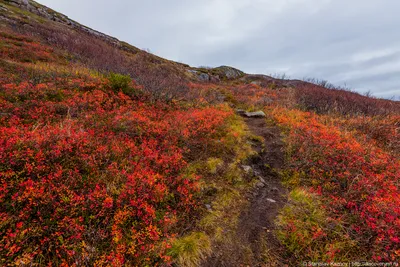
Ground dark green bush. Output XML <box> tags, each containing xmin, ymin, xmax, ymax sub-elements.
<box><xmin>108</xmin><ymin>73</ymin><xmax>136</xmax><ymax>95</ymax></box>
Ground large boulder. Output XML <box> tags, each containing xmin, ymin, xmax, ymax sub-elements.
<box><xmin>189</xmin><ymin>65</ymin><xmax>244</xmax><ymax>82</ymax></box>
<box><xmin>213</xmin><ymin>66</ymin><xmax>245</xmax><ymax>79</ymax></box>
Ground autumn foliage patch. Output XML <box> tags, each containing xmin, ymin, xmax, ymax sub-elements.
<box><xmin>272</xmin><ymin>108</ymin><xmax>400</xmax><ymax>261</ymax></box>
<box><xmin>0</xmin><ymin>30</ymin><xmax>234</xmax><ymax>265</ymax></box>
<box><xmin>1</xmin><ymin>10</ymin><xmax>400</xmax><ymax>265</ymax></box>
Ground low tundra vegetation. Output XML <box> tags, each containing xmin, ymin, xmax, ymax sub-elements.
<box><xmin>277</xmin><ymin>188</ymin><xmax>358</xmax><ymax>261</ymax></box>
<box><xmin>167</xmin><ymin>232</ymin><xmax>211</xmax><ymax>267</ymax></box>
<box><xmin>1</xmin><ymin>4</ymin><xmax>400</xmax><ymax>265</ymax></box>
<box><xmin>271</xmin><ymin>107</ymin><xmax>400</xmax><ymax>262</ymax></box>
<box><xmin>0</xmin><ymin>30</ymin><xmax>244</xmax><ymax>266</ymax></box>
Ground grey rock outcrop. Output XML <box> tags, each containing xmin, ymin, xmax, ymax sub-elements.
<box><xmin>243</xmin><ymin>111</ymin><xmax>266</xmax><ymax>118</ymax></box>
<box><xmin>198</xmin><ymin>73</ymin><xmax>210</xmax><ymax>81</ymax></box>
<box><xmin>214</xmin><ymin>66</ymin><xmax>244</xmax><ymax>79</ymax></box>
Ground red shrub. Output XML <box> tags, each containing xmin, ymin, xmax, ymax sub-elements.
<box><xmin>0</xmin><ymin>52</ymin><xmax>233</xmax><ymax>265</ymax></box>
<box><xmin>0</xmin><ymin>31</ymin><xmax>55</xmax><ymax>63</ymax></box>
<box><xmin>272</xmin><ymin>108</ymin><xmax>400</xmax><ymax>260</ymax></box>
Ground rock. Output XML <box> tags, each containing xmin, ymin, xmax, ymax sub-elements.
<box><xmin>256</xmin><ymin>182</ymin><xmax>265</xmax><ymax>188</ymax></box>
<box><xmin>266</xmin><ymin>198</ymin><xmax>277</xmax><ymax>203</ymax></box>
<box><xmin>198</xmin><ymin>73</ymin><xmax>210</xmax><ymax>81</ymax></box>
<box><xmin>243</xmin><ymin>111</ymin><xmax>266</xmax><ymax>118</ymax></box>
<box><xmin>235</xmin><ymin>109</ymin><xmax>246</xmax><ymax>115</ymax></box>
<box><xmin>209</xmin><ymin>75</ymin><xmax>221</xmax><ymax>83</ymax></box>
<box><xmin>214</xmin><ymin>66</ymin><xmax>244</xmax><ymax>79</ymax></box>
<box><xmin>250</xmin><ymin>81</ymin><xmax>261</xmax><ymax>85</ymax></box>
<box><xmin>187</xmin><ymin>70</ymin><xmax>214</xmax><ymax>82</ymax></box>
<box><xmin>237</xmin><ymin>109</ymin><xmax>266</xmax><ymax>118</ymax></box>
<box><xmin>241</xmin><ymin>165</ymin><xmax>252</xmax><ymax>174</ymax></box>
<box><xmin>205</xmin><ymin>204</ymin><xmax>212</xmax><ymax>211</ymax></box>
<box><xmin>0</xmin><ymin>15</ymin><xmax>13</xmax><ymax>24</ymax></box>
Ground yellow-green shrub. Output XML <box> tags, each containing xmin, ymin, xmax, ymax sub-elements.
<box><xmin>205</xmin><ymin>157</ymin><xmax>224</xmax><ymax>174</ymax></box>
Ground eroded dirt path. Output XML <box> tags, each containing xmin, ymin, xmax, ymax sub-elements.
<box><xmin>240</xmin><ymin>117</ymin><xmax>290</xmax><ymax>266</ymax></box>
<box><xmin>203</xmin><ymin>116</ymin><xmax>291</xmax><ymax>267</ymax></box>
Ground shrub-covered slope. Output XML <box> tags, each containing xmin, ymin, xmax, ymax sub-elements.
<box><xmin>0</xmin><ymin>27</ymin><xmax>239</xmax><ymax>265</ymax></box>
<box><xmin>1</xmin><ymin>0</ymin><xmax>399</xmax><ymax>266</ymax></box>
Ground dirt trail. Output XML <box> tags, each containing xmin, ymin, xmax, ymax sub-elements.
<box><xmin>240</xmin><ymin>117</ymin><xmax>290</xmax><ymax>266</ymax></box>
<box><xmin>203</xmin><ymin>116</ymin><xmax>290</xmax><ymax>267</ymax></box>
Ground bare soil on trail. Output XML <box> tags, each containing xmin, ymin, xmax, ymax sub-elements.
<box><xmin>203</xmin><ymin>117</ymin><xmax>293</xmax><ymax>267</ymax></box>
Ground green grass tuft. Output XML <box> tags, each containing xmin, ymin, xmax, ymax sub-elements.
<box><xmin>168</xmin><ymin>232</ymin><xmax>212</xmax><ymax>267</ymax></box>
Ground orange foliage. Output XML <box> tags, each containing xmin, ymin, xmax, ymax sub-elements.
<box><xmin>271</xmin><ymin>107</ymin><xmax>400</xmax><ymax>260</ymax></box>
<box><xmin>0</xmin><ymin>31</ymin><xmax>233</xmax><ymax>265</ymax></box>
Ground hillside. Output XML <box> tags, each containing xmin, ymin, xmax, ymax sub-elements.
<box><xmin>1</xmin><ymin>0</ymin><xmax>399</xmax><ymax>266</ymax></box>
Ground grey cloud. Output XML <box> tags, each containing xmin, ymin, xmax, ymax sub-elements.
<box><xmin>38</xmin><ymin>0</ymin><xmax>400</xmax><ymax>99</ymax></box>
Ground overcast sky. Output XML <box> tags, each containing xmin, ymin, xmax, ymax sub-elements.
<box><xmin>38</xmin><ymin>0</ymin><xmax>400</xmax><ymax>99</ymax></box>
